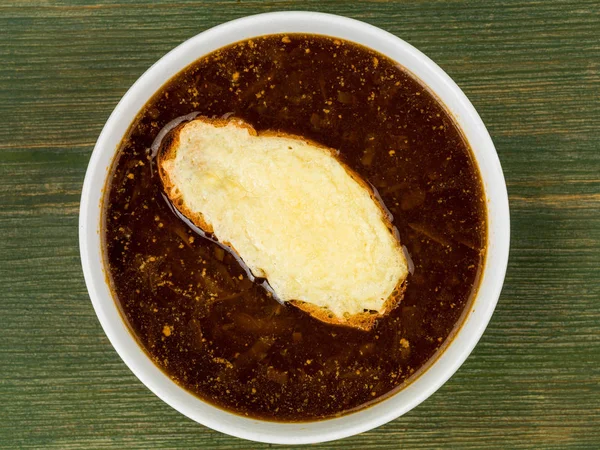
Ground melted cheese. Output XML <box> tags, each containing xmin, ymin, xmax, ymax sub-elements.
<box><xmin>161</xmin><ymin>119</ymin><xmax>407</xmax><ymax>318</ymax></box>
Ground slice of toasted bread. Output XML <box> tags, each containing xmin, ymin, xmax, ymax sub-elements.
<box><xmin>158</xmin><ymin>116</ymin><xmax>408</xmax><ymax>330</ymax></box>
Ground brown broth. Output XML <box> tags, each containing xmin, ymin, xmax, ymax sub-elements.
<box><xmin>103</xmin><ymin>34</ymin><xmax>486</xmax><ymax>421</ymax></box>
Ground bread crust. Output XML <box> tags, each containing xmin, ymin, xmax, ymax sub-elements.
<box><xmin>158</xmin><ymin>116</ymin><xmax>407</xmax><ymax>331</ymax></box>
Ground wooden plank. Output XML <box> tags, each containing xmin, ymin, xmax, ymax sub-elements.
<box><xmin>1</xmin><ymin>0</ymin><xmax>599</xmax><ymax>448</ymax></box>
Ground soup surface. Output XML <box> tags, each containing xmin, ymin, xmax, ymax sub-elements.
<box><xmin>104</xmin><ymin>34</ymin><xmax>486</xmax><ymax>421</ymax></box>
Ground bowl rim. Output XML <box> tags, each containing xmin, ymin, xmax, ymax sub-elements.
<box><xmin>79</xmin><ymin>11</ymin><xmax>510</xmax><ymax>444</ymax></box>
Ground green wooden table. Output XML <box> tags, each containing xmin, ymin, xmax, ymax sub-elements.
<box><xmin>2</xmin><ymin>1</ymin><xmax>599</xmax><ymax>448</ymax></box>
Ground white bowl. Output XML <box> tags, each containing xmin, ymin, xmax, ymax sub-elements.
<box><xmin>79</xmin><ymin>11</ymin><xmax>509</xmax><ymax>444</ymax></box>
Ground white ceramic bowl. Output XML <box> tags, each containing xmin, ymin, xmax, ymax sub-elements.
<box><xmin>79</xmin><ymin>11</ymin><xmax>509</xmax><ymax>444</ymax></box>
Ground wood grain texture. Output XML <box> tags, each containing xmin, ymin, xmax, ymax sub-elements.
<box><xmin>1</xmin><ymin>0</ymin><xmax>599</xmax><ymax>448</ymax></box>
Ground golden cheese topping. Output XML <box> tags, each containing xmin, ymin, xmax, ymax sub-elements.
<box><xmin>160</xmin><ymin>118</ymin><xmax>408</xmax><ymax>320</ymax></box>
